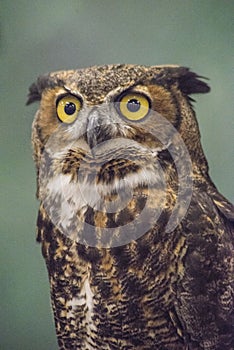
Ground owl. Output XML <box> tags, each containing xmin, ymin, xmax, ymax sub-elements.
<box><xmin>27</xmin><ymin>64</ymin><xmax>233</xmax><ymax>350</ymax></box>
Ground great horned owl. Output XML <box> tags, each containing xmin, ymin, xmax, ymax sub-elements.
<box><xmin>27</xmin><ymin>65</ymin><xmax>233</xmax><ymax>350</ymax></box>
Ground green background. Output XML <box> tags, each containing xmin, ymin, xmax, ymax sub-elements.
<box><xmin>1</xmin><ymin>1</ymin><xmax>233</xmax><ymax>349</ymax></box>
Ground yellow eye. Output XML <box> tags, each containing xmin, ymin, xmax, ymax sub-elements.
<box><xmin>118</xmin><ymin>93</ymin><xmax>150</xmax><ymax>121</ymax></box>
<box><xmin>56</xmin><ymin>95</ymin><xmax>82</xmax><ymax>124</ymax></box>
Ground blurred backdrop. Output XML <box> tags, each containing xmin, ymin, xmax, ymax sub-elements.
<box><xmin>1</xmin><ymin>1</ymin><xmax>233</xmax><ymax>349</ymax></box>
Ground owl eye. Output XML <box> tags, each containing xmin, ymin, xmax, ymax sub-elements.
<box><xmin>56</xmin><ymin>95</ymin><xmax>82</xmax><ymax>124</ymax></box>
<box><xmin>117</xmin><ymin>93</ymin><xmax>150</xmax><ymax>121</ymax></box>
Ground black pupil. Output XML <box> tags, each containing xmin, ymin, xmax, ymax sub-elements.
<box><xmin>64</xmin><ymin>102</ymin><xmax>76</xmax><ymax>115</ymax></box>
<box><xmin>127</xmin><ymin>99</ymin><xmax>140</xmax><ymax>112</ymax></box>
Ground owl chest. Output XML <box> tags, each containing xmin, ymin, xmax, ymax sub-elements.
<box><xmin>45</xmin><ymin>234</ymin><xmax>185</xmax><ymax>349</ymax></box>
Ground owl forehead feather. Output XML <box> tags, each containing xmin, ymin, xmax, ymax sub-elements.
<box><xmin>26</xmin><ymin>64</ymin><xmax>210</xmax><ymax>105</ymax></box>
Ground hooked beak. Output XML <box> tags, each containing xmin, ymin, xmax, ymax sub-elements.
<box><xmin>86</xmin><ymin>108</ymin><xmax>101</xmax><ymax>150</ymax></box>
<box><xmin>86</xmin><ymin>108</ymin><xmax>113</xmax><ymax>152</ymax></box>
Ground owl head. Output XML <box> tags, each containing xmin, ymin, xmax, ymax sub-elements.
<box><xmin>27</xmin><ymin>64</ymin><xmax>210</xmax><ymax>246</ymax></box>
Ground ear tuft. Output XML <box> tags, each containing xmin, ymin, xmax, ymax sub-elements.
<box><xmin>26</xmin><ymin>75</ymin><xmax>51</xmax><ymax>105</ymax></box>
<box><xmin>26</xmin><ymin>81</ymin><xmax>41</xmax><ymax>105</ymax></box>
<box><xmin>151</xmin><ymin>66</ymin><xmax>210</xmax><ymax>96</ymax></box>
<box><xmin>177</xmin><ymin>67</ymin><xmax>210</xmax><ymax>95</ymax></box>
<box><xmin>26</xmin><ymin>74</ymin><xmax>63</xmax><ymax>105</ymax></box>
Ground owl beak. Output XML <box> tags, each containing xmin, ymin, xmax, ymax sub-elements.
<box><xmin>86</xmin><ymin>107</ymin><xmax>113</xmax><ymax>155</ymax></box>
<box><xmin>86</xmin><ymin>108</ymin><xmax>102</xmax><ymax>150</ymax></box>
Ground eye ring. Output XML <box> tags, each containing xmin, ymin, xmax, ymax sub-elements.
<box><xmin>56</xmin><ymin>94</ymin><xmax>82</xmax><ymax>124</ymax></box>
<box><xmin>116</xmin><ymin>92</ymin><xmax>151</xmax><ymax>121</ymax></box>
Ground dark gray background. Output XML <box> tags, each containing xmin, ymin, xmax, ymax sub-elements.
<box><xmin>1</xmin><ymin>1</ymin><xmax>233</xmax><ymax>349</ymax></box>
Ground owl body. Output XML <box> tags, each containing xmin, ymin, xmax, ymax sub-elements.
<box><xmin>28</xmin><ymin>65</ymin><xmax>233</xmax><ymax>349</ymax></box>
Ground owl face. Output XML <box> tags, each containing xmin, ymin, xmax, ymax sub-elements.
<box><xmin>28</xmin><ymin>64</ymin><xmax>210</xmax><ymax>247</ymax></box>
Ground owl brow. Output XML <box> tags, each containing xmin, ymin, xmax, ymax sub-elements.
<box><xmin>63</xmin><ymin>85</ymin><xmax>83</xmax><ymax>98</ymax></box>
<box><xmin>116</xmin><ymin>81</ymin><xmax>150</xmax><ymax>97</ymax></box>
